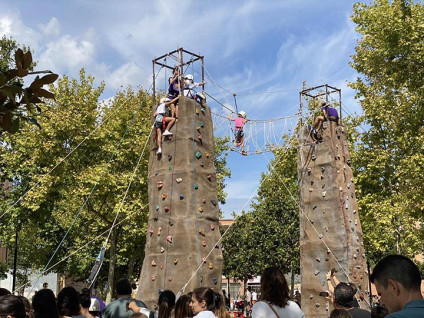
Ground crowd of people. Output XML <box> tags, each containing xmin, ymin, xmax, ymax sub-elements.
<box><xmin>0</xmin><ymin>254</ymin><xmax>422</xmax><ymax>318</ymax></box>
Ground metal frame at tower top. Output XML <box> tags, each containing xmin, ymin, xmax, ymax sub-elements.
<box><xmin>299</xmin><ymin>84</ymin><xmax>342</xmax><ymax>126</ymax></box>
<box><xmin>152</xmin><ymin>48</ymin><xmax>204</xmax><ymax>105</ymax></box>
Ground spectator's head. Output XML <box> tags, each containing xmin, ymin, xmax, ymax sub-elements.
<box><xmin>371</xmin><ymin>305</ymin><xmax>388</xmax><ymax>318</ymax></box>
<box><xmin>115</xmin><ymin>278</ymin><xmax>132</xmax><ymax>297</ymax></box>
<box><xmin>259</xmin><ymin>267</ymin><xmax>290</xmax><ymax>308</ymax></box>
<box><xmin>174</xmin><ymin>294</ymin><xmax>193</xmax><ymax>318</ymax></box>
<box><xmin>0</xmin><ymin>295</ymin><xmax>26</xmax><ymax>318</ymax></box>
<box><xmin>57</xmin><ymin>286</ymin><xmax>81</xmax><ymax>317</ymax></box>
<box><xmin>191</xmin><ymin>287</ymin><xmax>219</xmax><ymax>315</ymax></box>
<box><xmin>0</xmin><ymin>288</ymin><xmax>11</xmax><ymax>297</ymax></box>
<box><xmin>333</xmin><ymin>282</ymin><xmax>355</xmax><ymax>309</ymax></box>
<box><xmin>158</xmin><ymin>290</ymin><xmax>175</xmax><ymax>318</ymax></box>
<box><xmin>32</xmin><ymin>289</ymin><xmax>59</xmax><ymax>318</ymax></box>
<box><xmin>330</xmin><ymin>308</ymin><xmax>351</xmax><ymax>318</ymax></box>
<box><xmin>79</xmin><ymin>288</ymin><xmax>91</xmax><ymax>310</ymax></box>
<box><xmin>370</xmin><ymin>255</ymin><xmax>422</xmax><ymax>313</ymax></box>
<box><xmin>213</xmin><ymin>292</ymin><xmax>228</xmax><ymax>318</ymax></box>
<box><xmin>16</xmin><ymin>296</ymin><xmax>31</xmax><ymax>317</ymax></box>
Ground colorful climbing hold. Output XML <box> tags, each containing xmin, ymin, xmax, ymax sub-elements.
<box><xmin>155</xmin><ymin>171</ymin><xmax>159</xmax><ymax>176</ymax></box>
<box><xmin>210</xmin><ymin>224</ymin><xmax>215</xmax><ymax>230</ymax></box>
<box><xmin>202</xmin><ymin>257</ymin><xmax>207</xmax><ymax>263</ymax></box>
<box><xmin>168</xmin><ymin>166</ymin><xmax>173</xmax><ymax>170</ymax></box>
<box><xmin>311</xmin><ymin>154</ymin><xmax>316</xmax><ymax>161</ymax></box>
<box><xmin>162</xmin><ymin>193</ymin><xmax>167</xmax><ymax>200</ymax></box>
<box><xmin>179</xmin><ymin>195</ymin><xmax>184</xmax><ymax>200</ymax></box>
<box><xmin>202</xmin><ymin>198</ymin><xmax>206</xmax><ymax>204</ymax></box>
<box><xmin>160</xmin><ymin>247</ymin><xmax>165</xmax><ymax>253</ymax></box>
<box><xmin>160</xmin><ymin>263</ymin><xmax>164</xmax><ymax>269</ymax></box>
<box><xmin>149</xmin><ymin>229</ymin><xmax>154</xmax><ymax>236</ymax></box>
<box><xmin>194</xmin><ymin>184</ymin><xmax>199</xmax><ymax>190</ymax></box>
<box><xmin>201</xmin><ymin>106</ymin><xmax>205</xmax><ymax>114</ymax></box>
<box><xmin>167</xmin><ymin>236</ymin><xmax>172</xmax><ymax>243</ymax></box>
<box><xmin>155</xmin><ymin>205</ymin><xmax>160</xmax><ymax>211</ymax></box>
<box><xmin>198</xmin><ymin>135</ymin><xmax>202</xmax><ymax>142</ymax></box>
<box><xmin>215</xmin><ymin>244</ymin><xmax>219</xmax><ymax>249</ymax></box>
<box><xmin>207</xmin><ymin>175</ymin><xmax>212</xmax><ymax>181</ymax></box>
<box><xmin>196</xmin><ymin>152</ymin><xmax>202</xmax><ymax>159</ymax></box>
<box><xmin>202</xmin><ymin>241</ymin><xmax>206</xmax><ymax>247</ymax></box>
<box><xmin>157</xmin><ymin>181</ymin><xmax>163</xmax><ymax>190</ymax></box>
<box><xmin>196</xmin><ymin>108</ymin><xmax>200</xmax><ymax>115</ymax></box>
<box><xmin>174</xmin><ymin>259</ymin><xmax>178</xmax><ymax>265</ymax></box>
<box><xmin>152</xmin><ymin>276</ymin><xmax>156</xmax><ymax>281</ymax></box>
<box><xmin>151</xmin><ymin>260</ymin><xmax>157</xmax><ymax>267</ymax></box>
<box><xmin>211</xmin><ymin>200</ymin><xmax>217</xmax><ymax>206</ymax></box>
<box><xmin>158</xmin><ymin>227</ymin><xmax>162</xmax><ymax>236</ymax></box>
<box><xmin>168</xmin><ymin>276</ymin><xmax>172</xmax><ymax>281</ymax></box>
<box><xmin>208</xmin><ymin>262</ymin><xmax>213</xmax><ymax>269</ymax></box>
<box><xmin>314</xmin><ymin>270</ymin><xmax>320</xmax><ymax>275</ymax></box>
<box><xmin>154</xmin><ymin>214</ymin><xmax>158</xmax><ymax>221</ymax></box>
<box><xmin>205</xmin><ymin>152</ymin><xmax>210</xmax><ymax>158</ymax></box>
<box><xmin>200</xmin><ymin>162</ymin><xmax>204</xmax><ymax>167</ymax></box>
<box><xmin>199</xmin><ymin>229</ymin><xmax>206</xmax><ymax>236</ymax></box>
<box><xmin>199</xmin><ymin>207</ymin><xmax>203</xmax><ymax>213</ymax></box>
<box><xmin>199</xmin><ymin>121</ymin><xmax>204</xmax><ymax>128</ymax></box>
<box><xmin>196</xmin><ymin>126</ymin><xmax>201</xmax><ymax>132</ymax></box>
<box><xmin>322</xmin><ymin>191</ymin><xmax>326</xmax><ymax>197</ymax></box>
<box><xmin>213</xmin><ymin>278</ymin><xmax>218</xmax><ymax>285</ymax></box>
<box><xmin>164</xmin><ymin>206</ymin><xmax>169</xmax><ymax>212</ymax></box>
<box><xmin>176</xmin><ymin>178</ymin><xmax>182</xmax><ymax>183</ymax></box>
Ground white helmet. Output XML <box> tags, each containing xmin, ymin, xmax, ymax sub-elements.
<box><xmin>238</xmin><ymin>111</ymin><xmax>246</xmax><ymax>118</ymax></box>
<box><xmin>184</xmin><ymin>74</ymin><xmax>194</xmax><ymax>81</ymax></box>
<box><xmin>160</xmin><ymin>97</ymin><xmax>167</xmax><ymax>104</ymax></box>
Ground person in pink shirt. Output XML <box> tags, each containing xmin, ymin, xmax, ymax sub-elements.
<box><xmin>228</xmin><ymin>111</ymin><xmax>249</xmax><ymax>155</ymax></box>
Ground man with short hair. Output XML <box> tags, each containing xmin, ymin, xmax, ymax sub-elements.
<box><xmin>102</xmin><ymin>278</ymin><xmax>150</xmax><ymax>318</ymax></box>
<box><xmin>370</xmin><ymin>255</ymin><xmax>424</xmax><ymax>317</ymax></box>
<box><xmin>333</xmin><ymin>282</ymin><xmax>370</xmax><ymax>317</ymax></box>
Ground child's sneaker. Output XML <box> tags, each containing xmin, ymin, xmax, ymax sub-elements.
<box><xmin>157</xmin><ymin>147</ymin><xmax>162</xmax><ymax>155</ymax></box>
<box><xmin>163</xmin><ymin>130</ymin><xmax>173</xmax><ymax>136</ymax></box>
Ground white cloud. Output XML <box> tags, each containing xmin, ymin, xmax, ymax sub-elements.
<box><xmin>39</xmin><ymin>17</ymin><xmax>60</xmax><ymax>36</ymax></box>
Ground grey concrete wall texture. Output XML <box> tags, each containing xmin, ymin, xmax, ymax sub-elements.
<box><xmin>297</xmin><ymin>121</ymin><xmax>369</xmax><ymax>317</ymax></box>
<box><xmin>138</xmin><ymin>97</ymin><xmax>223</xmax><ymax>308</ymax></box>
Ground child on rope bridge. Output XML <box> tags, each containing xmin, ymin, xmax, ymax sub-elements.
<box><xmin>154</xmin><ymin>96</ymin><xmax>179</xmax><ymax>155</ymax></box>
<box><xmin>228</xmin><ymin>111</ymin><xmax>249</xmax><ymax>156</ymax></box>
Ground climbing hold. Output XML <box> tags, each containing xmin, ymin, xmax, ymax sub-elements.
<box><xmin>162</xmin><ymin>193</ymin><xmax>167</xmax><ymax>200</ymax></box>
<box><xmin>167</xmin><ymin>236</ymin><xmax>172</xmax><ymax>243</ymax></box>
<box><xmin>322</xmin><ymin>191</ymin><xmax>326</xmax><ymax>197</ymax></box>
<box><xmin>353</xmin><ymin>254</ymin><xmax>357</xmax><ymax>259</ymax></box>
<box><xmin>315</xmin><ymin>303</ymin><xmax>320</xmax><ymax>308</ymax></box>
<box><xmin>313</xmin><ymin>205</ymin><xmax>317</xmax><ymax>210</ymax></box>
<box><xmin>155</xmin><ymin>205</ymin><xmax>160</xmax><ymax>211</ymax></box>
<box><xmin>314</xmin><ymin>270</ymin><xmax>320</xmax><ymax>275</ymax></box>
<box><xmin>321</xmin><ymin>184</ymin><xmax>325</xmax><ymax>189</ymax></box>
<box><xmin>320</xmin><ymin>175</ymin><xmax>324</xmax><ymax>180</ymax></box>
<box><xmin>312</xmin><ymin>154</ymin><xmax>316</xmax><ymax>161</ymax></box>
<box><xmin>157</xmin><ymin>181</ymin><xmax>163</xmax><ymax>190</ymax></box>
<box><xmin>310</xmin><ymin>219</ymin><xmax>314</xmax><ymax>224</ymax></box>
<box><xmin>200</xmin><ymin>162</ymin><xmax>204</xmax><ymax>167</ymax></box>
<box><xmin>201</xmin><ymin>106</ymin><xmax>205</xmax><ymax>114</ymax></box>
<box><xmin>179</xmin><ymin>195</ymin><xmax>184</xmax><ymax>200</ymax></box>
<box><xmin>154</xmin><ymin>214</ymin><xmax>158</xmax><ymax>221</ymax></box>
<box><xmin>213</xmin><ymin>278</ymin><xmax>218</xmax><ymax>285</ymax></box>
<box><xmin>353</xmin><ymin>209</ymin><xmax>357</xmax><ymax>214</ymax></box>
<box><xmin>158</xmin><ymin>227</ymin><xmax>162</xmax><ymax>236</ymax></box>
<box><xmin>168</xmin><ymin>166</ymin><xmax>172</xmax><ymax>170</ymax></box>
<box><xmin>337</xmin><ymin>170</ymin><xmax>340</xmax><ymax>174</ymax></box>
<box><xmin>310</xmin><ymin>294</ymin><xmax>313</xmax><ymax>299</ymax></box>
<box><xmin>339</xmin><ymin>187</ymin><xmax>343</xmax><ymax>192</ymax></box>
<box><xmin>160</xmin><ymin>263</ymin><xmax>164</xmax><ymax>269</ymax></box>
<box><xmin>194</xmin><ymin>184</ymin><xmax>199</xmax><ymax>190</ymax></box>
<box><xmin>354</xmin><ymin>219</ymin><xmax>358</xmax><ymax>225</ymax></box>
<box><xmin>215</xmin><ymin>244</ymin><xmax>219</xmax><ymax>249</ymax></box>
<box><xmin>349</xmin><ymin>219</ymin><xmax>352</xmax><ymax>223</ymax></box>
<box><xmin>209</xmin><ymin>262</ymin><xmax>213</xmax><ymax>269</ymax></box>
<box><xmin>196</xmin><ymin>126</ymin><xmax>201</xmax><ymax>132</ymax></box>
<box><xmin>196</xmin><ymin>152</ymin><xmax>202</xmax><ymax>159</ymax></box>
<box><xmin>202</xmin><ymin>198</ymin><xmax>207</xmax><ymax>204</ymax></box>
<box><xmin>327</xmin><ymin>248</ymin><xmax>331</xmax><ymax>254</ymax></box>
<box><xmin>155</xmin><ymin>171</ymin><xmax>159</xmax><ymax>176</ymax></box>
<box><xmin>207</xmin><ymin>175</ymin><xmax>212</xmax><ymax>181</ymax></box>
<box><xmin>164</xmin><ymin>206</ymin><xmax>169</xmax><ymax>212</ymax></box>
<box><xmin>325</xmin><ymin>257</ymin><xmax>329</xmax><ymax>261</ymax></box>
<box><xmin>307</xmin><ymin>168</ymin><xmax>311</xmax><ymax>174</ymax></box>
<box><xmin>199</xmin><ymin>207</ymin><xmax>203</xmax><ymax>213</ymax></box>
<box><xmin>321</xmin><ymin>167</ymin><xmax>325</xmax><ymax>172</ymax></box>
<box><xmin>199</xmin><ymin>229</ymin><xmax>206</xmax><ymax>236</ymax></box>
<box><xmin>353</xmin><ymin>274</ymin><xmax>357</xmax><ymax>279</ymax></box>
<box><xmin>347</xmin><ymin>183</ymin><xmax>351</xmax><ymax>189</ymax></box>
<box><xmin>152</xmin><ymin>260</ymin><xmax>157</xmax><ymax>267</ymax></box>
<box><xmin>168</xmin><ymin>276</ymin><xmax>173</xmax><ymax>281</ymax></box>
<box><xmin>176</xmin><ymin>178</ymin><xmax>182</xmax><ymax>183</ymax></box>
<box><xmin>205</xmin><ymin>152</ymin><xmax>210</xmax><ymax>158</ymax></box>
<box><xmin>168</xmin><ymin>155</ymin><xmax>172</xmax><ymax>162</ymax></box>
<box><xmin>356</xmin><ymin>265</ymin><xmax>361</xmax><ymax>269</ymax></box>
<box><xmin>202</xmin><ymin>257</ymin><xmax>207</xmax><ymax>263</ymax></box>
<box><xmin>196</xmin><ymin>108</ymin><xmax>200</xmax><ymax>115</ymax></box>
<box><xmin>202</xmin><ymin>241</ymin><xmax>207</xmax><ymax>247</ymax></box>
<box><xmin>210</xmin><ymin>224</ymin><xmax>215</xmax><ymax>230</ymax></box>
<box><xmin>351</xmin><ymin>177</ymin><xmax>354</xmax><ymax>183</ymax></box>
<box><xmin>200</xmin><ymin>277</ymin><xmax>203</xmax><ymax>283</ymax></box>
<box><xmin>324</xmin><ymin>226</ymin><xmax>328</xmax><ymax>232</ymax></box>
<box><xmin>360</xmin><ymin>274</ymin><xmax>363</xmax><ymax>279</ymax></box>
<box><xmin>309</xmin><ymin>188</ymin><xmax>313</xmax><ymax>192</ymax></box>
<box><xmin>319</xmin><ymin>234</ymin><xmax>323</xmax><ymax>239</ymax></box>
<box><xmin>169</xmin><ymin>220</ymin><xmax>174</xmax><ymax>226</ymax></box>
<box><xmin>198</xmin><ymin>135</ymin><xmax>202</xmax><ymax>142</ymax></box>
<box><xmin>152</xmin><ymin>276</ymin><xmax>156</xmax><ymax>281</ymax></box>
<box><xmin>316</xmin><ymin>257</ymin><xmax>320</xmax><ymax>262</ymax></box>
<box><xmin>211</xmin><ymin>200</ymin><xmax>217</xmax><ymax>206</ymax></box>
<box><xmin>149</xmin><ymin>229</ymin><xmax>153</xmax><ymax>236</ymax></box>
<box><xmin>160</xmin><ymin>247</ymin><xmax>165</xmax><ymax>253</ymax></box>
<box><xmin>174</xmin><ymin>258</ymin><xmax>178</xmax><ymax>265</ymax></box>
<box><xmin>199</xmin><ymin>121</ymin><xmax>204</xmax><ymax>128</ymax></box>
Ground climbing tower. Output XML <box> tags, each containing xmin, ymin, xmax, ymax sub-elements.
<box><xmin>297</xmin><ymin>85</ymin><xmax>369</xmax><ymax>317</ymax></box>
<box><xmin>137</xmin><ymin>50</ymin><xmax>222</xmax><ymax>308</ymax></box>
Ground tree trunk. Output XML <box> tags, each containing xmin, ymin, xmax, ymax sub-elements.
<box><xmin>127</xmin><ymin>255</ymin><xmax>135</xmax><ymax>282</ymax></box>
<box><xmin>290</xmin><ymin>266</ymin><xmax>295</xmax><ymax>298</ymax></box>
<box><xmin>105</xmin><ymin>227</ymin><xmax>117</xmax><ymax>304</ymax></box>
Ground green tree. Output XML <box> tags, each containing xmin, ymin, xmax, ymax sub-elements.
<box><xmin>222</xmin><ymin>139</ymin><xmax>300</xmax><ymax>292</ymax></box>
<box><xmin>349</xmin><ymin>0</ymin><xmax>424</xmax><ymax>264</ymax></box>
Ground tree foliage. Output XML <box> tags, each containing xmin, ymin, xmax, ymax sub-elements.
<box><xmin>349</xmin><ymin>0</ymin><xmax>424</xmax><ymax>263</ymax></box>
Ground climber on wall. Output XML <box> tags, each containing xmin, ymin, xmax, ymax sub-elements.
<box><xmin>228</xmin><ymin>111</ymin><xmax>249</xmax><ymax>155</ymax></box>
<box><xmin>310</xmin><ymin>101</ymin><xmax>339</xmax><ymax>141</ymax></box>
<box><xmin>168</xmin><ymin>66</ymin><xmax>180</xmax><ymax>118</ymax></box>
<box><xmin>182</xmin><ymin>74</ymin><xmax>206</xmax><ymax>104</ymax></box>
<box><xmin>154</xmin><ymin>96</ymin><xmax>179</xmax><ymax>155</ymax></box>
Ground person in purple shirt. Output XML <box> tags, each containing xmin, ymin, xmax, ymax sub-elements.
<box><xmin>311</xmin><ymin>102</ymin><xmax>339</xmax><ymax>139</ymax></box>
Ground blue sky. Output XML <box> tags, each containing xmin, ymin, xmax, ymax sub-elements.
<box><xmin>1</xmin><ymin>0</ymin><xmax>369</xmax><ymax>218</ymax></box>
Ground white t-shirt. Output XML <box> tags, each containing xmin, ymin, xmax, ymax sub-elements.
<box><xmin>246</xmin><ymin>290</ymin><xmax>252</xmax><ymax>302</ymax></box>
<box><xmin>194</xmin><ymin>311</ymin><xmax>217</xmax><ymax>318</ymax></box>
<box><xmin>252</xmin><ymin>291</ymin><xmax>258</xmax><ymax>301</ymax></box>
<box><xmin>252</xmin><ymin>300</ymin><xmax>304</xmax><ymax>318</ymax></box>
<box><xmin>156</xmin><ymin>102</ymin><xmax>166</xmax><ymax>114</ymax></box>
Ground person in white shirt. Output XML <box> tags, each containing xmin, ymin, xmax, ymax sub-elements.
<box><xmin>153</xmin><ymin>96</ymin><xmax>179</xmax><ymax>155</ymax></box>
<box><xmin>182</xmin><ymin>74</ymin><xmax>205</xmax><ymax>103</ymax></box>
<box><xmin>252</xmin><ymin>291</ymin><xmax>258</xmax><ymax>305</ymax></box>
<box><xmin>252</xmin><ymin>267</ymin><xmax>304</xmax><ymax>318</ymax></box>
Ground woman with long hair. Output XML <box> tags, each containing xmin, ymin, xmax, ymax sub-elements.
<box><xmin>252</xmin><ymin>267</ymin><xmax>304</xmax><ymax>318</ymax></box>
<box><xmin>0</xmin><ymin>295</ymin><xmax>26</xmax><ymax>318</ymax></box>
<box><xmin>174</xmin><ymin>295</ymin><xmax>194</xmax><ymax>318</ymax></box>
<box><xmin>32</xmin><ymin>289</ymin><xmax>59</xmax><ymax>318</ymax></box>
<box><xmin>57</xmin><ymin>286</ymin><xmax>82</xmax><ymax>318</ymax></box>
<box><xmin>189</xmin><ymin>287</ymin><xmax>218</xmax><ymax>318</ymax></box>
<box><xmin>212</xmin><ymin>292</ymin><xmax>230</xmax><ymax>318</ymax></box>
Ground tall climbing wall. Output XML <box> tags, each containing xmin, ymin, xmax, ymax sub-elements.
<box><xmin>138</xmin><ymin>97</ymin><xmax>223</xmax><ymax>308</ymax></box>
<box><xmin>297</xmin><ymin>122</ymin><xmax>369</xmax><ymax>317</ymax></box>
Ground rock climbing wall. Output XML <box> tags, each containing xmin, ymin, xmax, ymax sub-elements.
<box><xmin>138</xmin><ymin>97</ymin><xmax>223</xmax><ymax>308</ymax></box>
<box><xmin>297</xmin><ymin>122</ymin><xmax>369</xmax><ymax>317</ymax></box>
